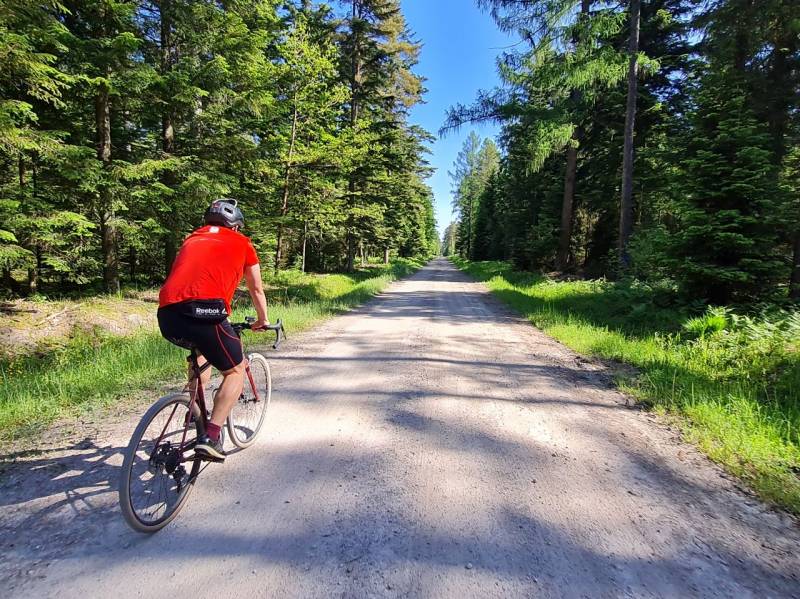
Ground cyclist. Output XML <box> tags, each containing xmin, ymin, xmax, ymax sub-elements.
<box><xmin>157</xmin><ymin>198</ymin><xmax>269</xmax><ymax>463</ymax></box>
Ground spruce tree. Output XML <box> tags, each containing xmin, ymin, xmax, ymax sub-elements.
<box><xmin>0</xmin><ymin>1</ymin><xmax>70</xmax><ymax>286</ymax></box>
<box><xmin>338</xmin><ymin>0</ymin><xmax>426</xmax><ymax>270</ymax></box>
<box><xmin>671</xmin><ymin>72</ymin><xmax>785</xmax><ymax>303</ymax></box>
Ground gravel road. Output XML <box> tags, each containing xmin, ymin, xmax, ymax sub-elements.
<box><xmin>2</xmin><ymin>258</ymin><xmax>799</xmax><ymax>598</ymax></box>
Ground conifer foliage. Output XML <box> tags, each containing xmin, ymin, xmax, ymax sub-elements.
<box><xmin>0</xmin><ymin>0</ymin><xmax>437</xmax><ymax>295</ymax></box>
<box><xmin>671</xmin><ymin>73</ymin><xmax>784</xmax><ymax>304</ymax></box>
<box><xmin>444</xmin><ymin>0</ymin><xmax>799</xmax><ymax>304</ymax></box>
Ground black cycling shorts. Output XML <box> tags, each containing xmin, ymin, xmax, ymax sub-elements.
<box><xmin>157</xmin><ymin>302</ymin><xmax>244</xmax><ymax>371</ymax></box>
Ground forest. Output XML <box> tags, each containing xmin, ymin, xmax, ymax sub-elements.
<box><xmin>1</xmin><ymin>0</ymin><xmax>800</xmax><ymax>552</ymax></box>
<box><xmin>443</xmin><ymin>0</ymin><xmax>798</xmax><ymax>307</ymax></box>
<box><xmin>441</xmin><ymin>0</ymin><xmax>800</xmax><ymax>511</ymax></box>
<box><xmin>0</xmin><ymin>0</ymin><xmax>438</xmax><ymax>296</ymax></box>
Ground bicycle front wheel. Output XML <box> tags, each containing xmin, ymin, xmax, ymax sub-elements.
<box><xmin>119</xmin><ymin>393</ymin><xmax>203</xmax><ymax>533</ymax></box>
<box><xmin>227</xmin><ymin>353</ymin><xmax>271</xmax><ymax>448</ymax></box>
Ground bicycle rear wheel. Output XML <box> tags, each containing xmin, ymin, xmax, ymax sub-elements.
<box><xmin>119</xmin><ymin>393</ymin><xmax>203</xmax><ymax>533</ymax></box>
<box><xmin>227</xmin><ymin>353</ymin><xmax>271</xmax><ymax>448</ymax></box>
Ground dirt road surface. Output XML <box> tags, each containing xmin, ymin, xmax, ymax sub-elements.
<box><xmin>2</xmin><ymin>258</ymin><xmax>799</xmax><ymax>598</ymax></box>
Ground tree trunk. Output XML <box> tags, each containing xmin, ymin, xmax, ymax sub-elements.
<box><xmin>164</xmin><ymin>236</ymin><xmax>177</xmax><ymax>275</ymax></box>
<box><xmin>15</xmin><ymin>154</ymin><xmax>28</xmax><ymax>294</ymax></box>
<box><xmin>31</xmin><ymin>152</ymin><xmax>38</xmax><ymax>197</ymax></box>
<box><xmin>274</xmin><ymin>226</ymin><xmax>284</xmax><ymax>273</ymax></box>
<box><xmin>764</xmin><ymin>5</ymin><xmax>798</xmax><ymax>297</ymax></box>
<box><xmin>161</xmin><ymin>0</ymin><xmax>178</xmax><ymax>277</ymax></box>
<box><xmin>384</xmin><ymin>246</ymin><xmax>389</xmax><ymax>265</ymax></box>
<box><xmin>790</xmin><ymin>234</ymin><xmax>800</xmax><ymax>300</ymax></box>
<box><xmin>129</xmin><ymin>246</ymin><xmax>136</xmax><ymax>284</ymax></box>
<box><xmin>100</xmin><ymin>212</ymin><xmax>118</xmax><ymax>293</ymax></box>
<box><xmin>18</xmin><ymin>154</ymin><xmax>25</xmax><ymax>188</ymax></box>
<box><xmin>28</xmin><ymin>267</ymin><xmax>37</xmax><ymax>295</ymax></box>
<box><xmin>732</xmin><ymin>1</ymin><xmax>753</xmax><ymax>75</ymax></box>
<box><xmin>96</xmin><ymin>72</ymin><xmax>119</xmax><ymax>293</ymax></box>
<box><xmin>301</xmin><ymin>222</ymin><xmax>308</xmax><ymax>273</ymax></box>
<box><xmin>162</xmin><ymin>112</ymin><xmax>174</xmax><ymax>156</ymax></box>
<box><xmin>160</xmin><ymin>0</ymin><xmax>173</xmax><ymax>139</ymax></box>
<box><xmin>557</xmin><ymin>143</ymin><xmax>578</xmax><ymax>270</ymax></box>
<box><xmin>27</xmin><ymin>247</ymin><xmax>42</xmax><ymax>295</ymax></box>
<box><xmin>346</xmin><ymin>232</ymin><xmax>356</xmax><ymax>272</ymax></box>
<box><xmin>464</xmin><ymin>197</ymin><xmax>472</xmax><ymax>259</ymax></box>
<box><xmin>275</xmin><ymin>102</ymin><xmax>299</xmax><ymax>273</ymax></box>
<box><xmin>618</xmin><ymin>0</ymin><xmax>640</xmax><ymax>269</ymax></box>
<box><xmin>350</xmin><ymin>0</ymin><xmax>361</xmax><ymax>128</ymax></box>
<box><xmin>36</xmin><ymin>248</ymin><xmax>42</xmax><ymax>290</ymax></box>
<box><xmin>346</xmin><ymin>0</ymin><xmax>361</xmax><ymax>273</ymax></box>
<box><xmin>556</xmin><ymin>0</ymin><xmax>590</xmax><ymax>272</ymax></box>
<box><xmin>765</xmin><ymin>26</ymin><xmax>794</xmax><ymax>161</ymax></box>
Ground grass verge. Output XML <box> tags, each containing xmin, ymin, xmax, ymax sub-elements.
<box><xmin>453</xmin><ymin>257</ymin><xmax>800</xmax><ymax>515</ymax></box>
<box><xmin>0</xmin><ymin>258</ymin><xmax>425</xmax><ymax>444</ymax></box>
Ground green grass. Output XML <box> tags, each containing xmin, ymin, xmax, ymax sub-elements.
<box><xmin>453</xmin><ymin>257</ymin><xmax>800</xmax><ymax>515</ymax></box>
<box><xmin>0</xmin><ymin>258</ymin><xmax>426</xmax><ymax>444</ymax></box>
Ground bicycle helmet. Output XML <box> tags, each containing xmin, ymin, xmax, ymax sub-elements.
<box><xmin>204</xmin><ymin>198</ymin><xmax>244</xmax><ymax>229</ymax></box>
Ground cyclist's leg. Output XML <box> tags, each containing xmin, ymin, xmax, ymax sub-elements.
<box><xmin>192</xmin><ymin>319</ymin><xmax>245</xmax><ymax>428</ymax></box>
<box><xmin>184</xmin><ymin>353</ymin><xmax>212</xmax><ymax>396</ymax></box>
<box><xmin>208</xmin><ymin>360</ymin><xmax>246</xmax><ymax>427</ymax></box>
<box><xmin>158</xmin><ymin>307</ymin><xmax>211</xmax><ymax>398</ymax></box>
<box><xmin>193</xmin><ymin>321</ymin><xmax>245</xmax><ymax>460</ymax></box>
<box><xmin>159</xmin><ymin>307</ymin><xmax>243</xmax><ymax>460</ymax></box>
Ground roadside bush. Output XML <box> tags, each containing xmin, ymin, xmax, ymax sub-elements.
<box><xmin>683</xmin><ymin>306</ymin><xmax>729</xmax><ymax>339</ymax></box>
<box><xmin>681</xmin><ymin>307</ymin><xmax>800</xmax><ymax>386</ymax></box>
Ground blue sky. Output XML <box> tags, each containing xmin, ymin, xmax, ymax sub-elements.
<box><xmin>400</xmin><ymin>0</ymin><xmax>514</xmax><ymax>236</ymax></box>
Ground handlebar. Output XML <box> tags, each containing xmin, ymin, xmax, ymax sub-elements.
<box><xmin>231</xmin><ymin>318</ymin><xmax>286</xmax><ymax>349</ymax></box>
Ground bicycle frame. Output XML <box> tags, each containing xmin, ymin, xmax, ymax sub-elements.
<box><xmin>180</xmin><ymin>350</ymin><xmax>214</xmax><ymax>456</ymax></box>
<box><xmin>149</xmin><ymin>350</ymin><xmax>240</xmax><ymax>465</ymax></box>
<box><xmin>148</xmin><ymin>319</ymin><xmax>283</xmax><ymax>464</ymax></box>
<box><xmin>120</xmin><ymin>318</ymin><xmax>283</xmax><ymax>532</ymax></box>
<box><xmin>148</xmin><ymin>349</ymin><xmax>216</xmax><ymax>464</ymax></box>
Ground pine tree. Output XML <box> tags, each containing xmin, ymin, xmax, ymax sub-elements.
<box><xmin>271</xmin><ymin>5</ymin><xmax>347</xmax><ymax>272</ymax></box>
<box><xmin>782</xmin><ymin>147</ymin><xmax>800</xmax><ymax>299</ymax></box>
<box><xmin>441</xmin><ymin>222</ymin><xmax>458</xmax><ymax>256</ymax></box>
<box><xmin>447</xmin><ymin>1</ymin><xmax>630</xmax><ymax>270</ymax></box>
<box><xmin>694</xmin><ymin>0</ymin><xmax>800</xmax><ymax>298</ymax></box>
<box><xmin>472</xmin><ymin>171</ymin><xmax>503</xmax><ymax>260</ymax></box>
<box><xmin>0</xmin><ymin>1</ymin><xmax>447</xmax><ymax>294</ymax></box>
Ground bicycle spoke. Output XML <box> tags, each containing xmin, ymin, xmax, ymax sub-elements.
<box><xmin>228</xmin><ymin>355</ymin><xmax>271</xmax><ymax>447</ymax></box>
<box><xmin>123</xmin><ymin>396</ymin><xmax>199</xmax><ymax>529</ymax></box>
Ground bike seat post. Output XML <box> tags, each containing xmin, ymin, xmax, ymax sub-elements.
<box><xmin>185</xmin><ymin>347</ymin><xmax>207</xmax><ymax>419</ymax></box>
<box><xmin>187</xmin><ymin>347</ymin><xmax>203</xmax><ymax>378</ymax></box>
<box><xmin>187</xmin><ymin>347</ymin><xmax>213</xmax><ymax>379</ymax></box>
<box><xmin>187</xmin><ymin>347</ymin><xmax>197</xmax><ymax>365</ymax></box>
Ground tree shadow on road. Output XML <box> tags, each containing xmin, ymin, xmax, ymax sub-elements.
<box><xmin>0</xmin><ymin>438</ymin><xmax>122</xmax><ymax>509</ymax></box>
<box><xmin>2</xmin><ymin>409</ymin><xmax>798</xmax><ymax>597</ymax></box>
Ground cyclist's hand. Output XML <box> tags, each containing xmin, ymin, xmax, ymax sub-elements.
<box><xmin>252</xmin><ymin>319</ymin><xmax>269</xmax><ymax>331</ymax></box>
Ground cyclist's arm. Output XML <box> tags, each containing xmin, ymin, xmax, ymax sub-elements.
<box><xmin>244</xmin><ymin>263</ymin><xmax>269</xmax><ymax>329</ymax></box>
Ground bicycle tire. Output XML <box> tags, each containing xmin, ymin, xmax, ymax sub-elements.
<box><xmin>227</xmin><ymin>353</ymin><xmax>271</xmax><ymax>448</ymax></box>
<box><xmin>119</xmin><ymin>393</ymin><xmax>203</xmax><ymax>533</ymax></box>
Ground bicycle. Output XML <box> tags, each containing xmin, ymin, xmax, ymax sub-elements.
<box><xmin>118</xmin><ymin>317</ymin><xmax>285</xmax><ymax>533</ymax></box>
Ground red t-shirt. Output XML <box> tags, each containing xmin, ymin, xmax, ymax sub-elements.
<box><xmin>159</xmin><ymin>225</ymin><xmax>259</xmax><ymax>313</ymax></box>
